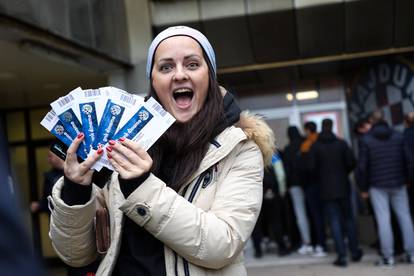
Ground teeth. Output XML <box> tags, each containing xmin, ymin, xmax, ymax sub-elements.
<box><xmin>174</xmin><ymin>88</ymin><xmax>192</xmax><ymax>93</ymax></box>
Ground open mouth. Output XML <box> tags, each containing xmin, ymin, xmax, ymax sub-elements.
<box><xmin>173</xmin><ymin>88</ymin><xmax>194</xmax><ymax>108</ymax></box>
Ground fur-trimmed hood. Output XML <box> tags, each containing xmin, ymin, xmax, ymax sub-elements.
<box><xmin>236</xmin><ymin>111</ymin><xmax>275</xmax><ymax>166</ymax></box>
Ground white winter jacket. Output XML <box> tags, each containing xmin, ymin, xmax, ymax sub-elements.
<box><xmin>49</xmin><ymin>112</ymin><xmax>275</xmax><ymax>276</ymax></box>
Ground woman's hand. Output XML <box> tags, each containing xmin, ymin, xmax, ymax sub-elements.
<box><xmin>106</xmin><ymin>138</ymin><xmax>153</xmax><ymax>180</ymax></box>
<box><xmin>64</xmin><ymin>133</ymin><xmax>103</xmax><ymax>185</ymax></box>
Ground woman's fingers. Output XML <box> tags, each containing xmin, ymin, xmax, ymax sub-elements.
<box><xmin>108</xmin><ymin>140</ymin><xmax>142</xmax><ymax>166</ymax></box>
<box><xmin>79</xmin><ymin>147</ymin><xmax>104</xmax><ymax>174</ymax></box>
<box><xmin>64</xmin><ymin>134</ymin><xmax>104</xmax><ymax>185</ymax></box>
<box><xmin>107</xmin><ymin>139</ymin><xmax>153</xmax><ymax>179</ymax></box>
<box><xmin>84</xmin><ymin>168</ymin><xmax>95</xmax><ymax>180</ymax></box>
<box><xmin>107</xmin><ymin>147</ymin><xmax>130</xmax><ymax>169</ymax></box>
<box><xmin>118</xmin><ymin>138</ymin><xmax>152</xmax><ymax>164</ymax></box>
<box><xmin>108</xmin><ymin>156</ymin><xmax>128</xmax><ymax>177</ymax></box>
<box><xmin>66</xmin><ymin>133</ymin><xmax>84</xmax><ymax>164</ymax></box>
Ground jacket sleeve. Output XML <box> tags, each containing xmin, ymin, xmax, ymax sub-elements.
<box><xmin>48</xmin><ymin>177</ymin><xmax>99</xmax><ymax>267</ymax></box>
<box><xmin>119</xmin><ymin>140</ymin><xmax>263</xmax><ymax>269</ymax></box>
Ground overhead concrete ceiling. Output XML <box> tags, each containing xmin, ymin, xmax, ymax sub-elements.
<box><xmin>0</xmin><ymin>8</ymin><xmax>132</xmax><ymax>109</ymax></box>
<box><xmin>150</xmin><ymin>0</ymin><xmax>414</xmax><ymax>90</ymax></box>
<box><xmin>0</xmin><ymin>40</ymin><xmax>107</xmax><ymax>109</ymax></box>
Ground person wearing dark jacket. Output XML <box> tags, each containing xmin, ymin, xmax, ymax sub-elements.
<box><xmin>358</xmin><ymin>110</ymin><xmax>414</xmax><ymax>267</ymax></box>
<box><xmin>310</xmin><ymin>118</ymin><xmax>362</xmax><ymax>267</ymax></box>
<box><xmin>284</xmin><ymin>126</ymin><xmax>312</xmax><ymax>255</ymax></box>
<box><xmin>355</xmin><ymin>117</ymin><xmax>404</xmax><ymax>256</ymax></box>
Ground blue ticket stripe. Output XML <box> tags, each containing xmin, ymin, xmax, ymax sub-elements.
<box><xmin>93</xmin><ymin>100</ymin><xmax>125</xmax><ymax>149</ymax></box>
<box><xmin>57</xmin><ymin>109</ymin><xmax>89</xmax><ymax>159</ymax></box>
<box><xmin>80</xmin><ymin>102</ymin><xmax>98</xmax><ymax>152</ymax></box>
<box><xmin>50</xmin><ymin>121</ymin><xmax>88</xmax><ymax>159</ymax></box>
<box><xmin>113</xmin><ymin>106</ymin><xmax>153</xmax><ymax>140</ymax></box>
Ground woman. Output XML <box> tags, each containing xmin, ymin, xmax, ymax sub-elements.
<box><xmin>49</xmin><ymin>26</ymin><xmax>275</xmax><ymax>276</ymax></box>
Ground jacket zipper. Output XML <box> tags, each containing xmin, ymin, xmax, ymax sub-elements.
<box><xmin>182</xmin><ymin>172</ymin><xmax>207</xmax><ymax>276</ymax></box>
<box><xmin>174</xmin><ymin>252</ymin><xmax>178</xmax><ymax>276</ymax></box>
<box><xmin>183</xmin><ymin>259</ymin><xmax>190</xmax><ymax>276</ymax></box>
<box><xmin>188</xmin><ymin>172</ymin><xmax>205</xmax><ymax>202</ymax></box>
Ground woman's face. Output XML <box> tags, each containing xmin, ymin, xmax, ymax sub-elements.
<box><xmin>151</xmin><ymin>36</ymin><xmax>209</xmax><ymax>123</ymax></box>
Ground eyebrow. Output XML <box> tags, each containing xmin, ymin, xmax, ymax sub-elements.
<box><xmin>157</xmin><ymin>54</ymin><xmax>202</xmax><ymax>63</ymax></box>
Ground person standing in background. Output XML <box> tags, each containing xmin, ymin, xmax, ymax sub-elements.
<box><xmin>354</xmin><ymin>117</ymin><xmax>404</xmax><ymax>256</ymax></box>
<box><xmin>299</xmin><ymin>121</ymin><xmax>327</xmax><ymax>257</ymax></box>
<box><xmin>283</xmin><ymin>126</ymin><xmax>312</xmax><ymax>255</ymax></box>
<box><xmin>358</xmin><ymin>110</ymin><xmax>414</xmax><ymax>268</ymax></box>
<box><xmin>310</xmin><ymin>119</ymin><xmax>363</xmax><ymax>267</ymax></box>
<box><xmin>353</xmin><ymin>117</ymin><xmax>371</xmax><ymax>153</ymax></box>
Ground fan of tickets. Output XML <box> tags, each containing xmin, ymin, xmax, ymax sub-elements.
<box><xmin>41</xmin><ymin>87</ymin><xmax>175</xmax><ymax>171</ymax></box>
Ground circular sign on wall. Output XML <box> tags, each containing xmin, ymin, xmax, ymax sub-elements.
<box><xmin>348</xmin><ymin>59</ymin><xmax>414</xmax><ymax>131</ymax></box>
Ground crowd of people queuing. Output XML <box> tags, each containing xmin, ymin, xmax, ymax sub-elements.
<box><xmin>251</xmin><ymin>110</ymin><xmax>414</xmax><ymax>269</ymax></box>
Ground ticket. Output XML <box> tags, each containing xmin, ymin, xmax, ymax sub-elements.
<box><xmin>108</xmin><ymin>87</ymin><xmax>145</xmax><ymax>131</ymax></box>
<box><xmin>93</xmin><ymin>97</ymin><xmax>174</xmax><ymax>171</ymax></box>
<box><xmin>91</xmin><ymin>88</ymin><xmax>144</xmax><ymax>170</ymax></box>
<box><xmin>112</xmin><ymin>105</ymin><xmax>153</xmax><ymax>141</ymax></box>
<box><xmin>42</xmin><ymin>86</ymin><xmax>174</xmax><ymax>172</ymax></box>
<box><xmin>72</xmin><ymin>88</ymin><xmax>109</xmax><ymax>152</ymax></box>
<box><xmin>40</xmin><ymin>109</ymin><xmax>88</xmax><ymax>160</ymax></box>
<box><xmin>114</xmin><ymin>97</ymin><xmax>175</xmax><ymax>150</ymax></box>
<box><xmin>50</xmin><ymin>87</ymin><xmax>89</xmax><ymax>159</ymax></box>
<box><xmin>92</xmin><ymin>88</ymin><xmax>143</xmax><ymax>149</ymax></box>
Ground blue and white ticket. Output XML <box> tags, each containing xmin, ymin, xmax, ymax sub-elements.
<box><xmin>96</xmin><ymin>97</ymin><xmax>175</xmax><ymax>171</ymax></box>
<box><xmin>108</xmin><ymin>87</ymin><xmax>145</xmax><ymax>130</ymax></box>
<box><xmin>40</xmin><ymin>109</ymin><xmax>88</xmax><ymax>160</ymax></box>
<box><xmin>118</xmin><ymin>97</ymin><xmax>175</xmax><ymax>151</ymax></box>
<box><xmin>71</xmin><ymin>88</ymin><xmax>110</xmax><ymax>153</ymax></box>
<box><xmin>91</xmin><ymin>87</ymin><xmax>145</xmax><ymax>170</ymax></box>
<box><xmin>50</xmin><ymin>87</ymin><xmax>89</xmax><ymax>159</ymax></box>
<box><xmin>92</xmin><ymin>87</ymin><xmax>143</xmax><ymax>149</ymax></box>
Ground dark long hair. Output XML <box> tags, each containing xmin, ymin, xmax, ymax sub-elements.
<box><xmin>147</xmin><ymin>56</ymin><xmax>226</xmax><ymax>191</ymax></box>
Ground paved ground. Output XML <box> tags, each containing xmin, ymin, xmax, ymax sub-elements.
<box><xmin>247</xmin><ymin>263</ymin><xmax>414</xmax><ymax>276</ymax></box>
<box><xmin>47</xmin><ymin>243</ymin><xmax>414</xmax><ymax>276</ymax></box>
<box><xmin>244</xmin><ymin>243</ymin><xmax>414</xmax><ymax>276</ymax></box>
